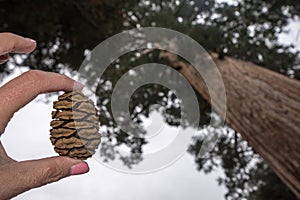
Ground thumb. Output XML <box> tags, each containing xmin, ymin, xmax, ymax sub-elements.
<box><xmin>0</xmin><ymin>156</ymin><xmax>89</xmax><ymax>199</ymax></box>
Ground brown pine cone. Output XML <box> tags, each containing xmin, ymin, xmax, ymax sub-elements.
<box><xmin>50</xmin><ymin>90</ymin><xmax>101</xmax><ymax>160</ymax></box>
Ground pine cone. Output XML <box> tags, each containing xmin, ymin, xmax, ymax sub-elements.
<box><xmin>50</xmin><ymin>90</ymin><xmax>101</xmax><ymax>160</ymax></box>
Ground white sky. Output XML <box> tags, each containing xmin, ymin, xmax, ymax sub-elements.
<box><xmin>1</xmin><ymin>7</ymin><xmax>299</xmax><ymax>200</ymax></box>
<box><xmin>278</xmin><ymin>20</ymin><xmax>300</xmax><ymax>51</ymax></box>
<box><xmin>0</xmin><ymin>70</ymin><xmax>226</xmax><ymax>200</ymax></box>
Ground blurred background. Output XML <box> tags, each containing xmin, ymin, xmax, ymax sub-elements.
<box><xmin>0</xmin><ymin>0</ymin><xmax>300</xmax><ymax>199</ymax></box>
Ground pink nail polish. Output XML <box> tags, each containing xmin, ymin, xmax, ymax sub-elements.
<box><xmin>74</xmin><ymin>81</ymin><xmax>84</xmax><ymax>90</ymax></box>
<box><xmin>71</xmin><ymin>162</ymin><xmax>89</xmax><ymax>175</ymax></box>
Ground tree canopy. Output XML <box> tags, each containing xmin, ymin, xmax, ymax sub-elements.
<box><xmin>0</xmin><ymin>0</ymin><xmax>299</xmax><ymax>199</ymax></box>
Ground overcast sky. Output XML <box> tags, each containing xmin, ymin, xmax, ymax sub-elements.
<box><xmin>0</xmin><ymin>69</ymin><xmax>227</xmax><ymax>200</ymax></box>
<box><xmin>1</xmin><ymin>13</ymin><xmax>299</xmax><ymax>200</ymax></box>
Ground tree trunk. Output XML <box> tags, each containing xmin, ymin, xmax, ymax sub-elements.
<box><xmin>161</xmin><ymin>52</ymin><xmax>300</xmax><ymax>198</ymax></box>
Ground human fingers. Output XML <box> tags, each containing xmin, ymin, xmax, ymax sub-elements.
<box><xmin>0</xmin><ymin>53</ymin><xmax>9</xmax><ymax>64</ymax></box>
<box><xmin>0</xmin><ymin>70</ymin><xmax>83</xmax><ymax>134</ymax></box>
<box><xmin>0</xmin><ymin>142</ymin><xmax>16</xmax><ymax>165</ymax></box>
<box><xmin>0</xmin><ymin>32</ymin><xmax>36</xmax><ymax>55</ymax></box>
<box><xmin>0</xmin><ymin>156</ymin><xmax>89</xmax><ymax>199</ymax></box>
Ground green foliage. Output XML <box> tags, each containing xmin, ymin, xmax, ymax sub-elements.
<box><xmin>188</xmin><ymin>128</ymin><xmax>298</xmax><ymax>199</ymax></box>
<box><xmin>0</xmin><ymin>0</ymin><xmax>299</xmax><ymax>199</ymax></box>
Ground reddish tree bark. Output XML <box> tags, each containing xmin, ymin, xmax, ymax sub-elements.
<box><xmin>161</xmin><ymin>52</ymin><xmax>300</xmax><ymax>198</ymax></box>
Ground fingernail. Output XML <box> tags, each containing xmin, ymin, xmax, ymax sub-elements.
<box><xmin>74</xmin><ymin>81</ymin><xmax>84</xmax><ymax>90</ymax></box>
<box><xmin>71</xmin><ymin>162</ymin><xmax>89</xmax><ymax>175</ymax></box>
<box><xmin>25</xmin><ymin>38</ymin><xmax>36</xmax><ymax>44</ymax></box>
<box><xmin>0</xmin><ymin>51</ymin><xmax>9</xmax><ymax>56</ymax></box>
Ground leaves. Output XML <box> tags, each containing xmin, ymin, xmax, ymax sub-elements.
<box><xmin>0</xmin><ymin>0</ymin><xmax>299</xmax><ymax>198</ymax></box>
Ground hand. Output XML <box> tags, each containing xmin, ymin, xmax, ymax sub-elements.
<box><xmin>0</xmin><ymin>33</ymin><xmax>89</xmax><ymax>199</ymax></box>
<box><xmin>0</xmin><ymin>32</ymin><xmax>37</xmax><ymax>64</ymax></box>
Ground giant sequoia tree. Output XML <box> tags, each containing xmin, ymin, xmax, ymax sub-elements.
<box><xmin>0</xmin><ymin>0</ymin><xmax>300</xmax><ymax>199</ymax></box>
<box><xmin>162</xmin><ymin>51</ymin><xmax>300</xmax><ymax>199</ymax></box>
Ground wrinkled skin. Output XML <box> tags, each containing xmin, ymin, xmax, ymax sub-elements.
<box><xmin>0</xmin><ymin>33</ymin><xmax>89</xmax><ymax>199</ymax></box>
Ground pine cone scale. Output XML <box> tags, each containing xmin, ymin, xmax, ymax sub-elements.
<box><xmin>50</xmin><ymin>90</ymin><xmax>101</xmax><ymax>160</ymax></box>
